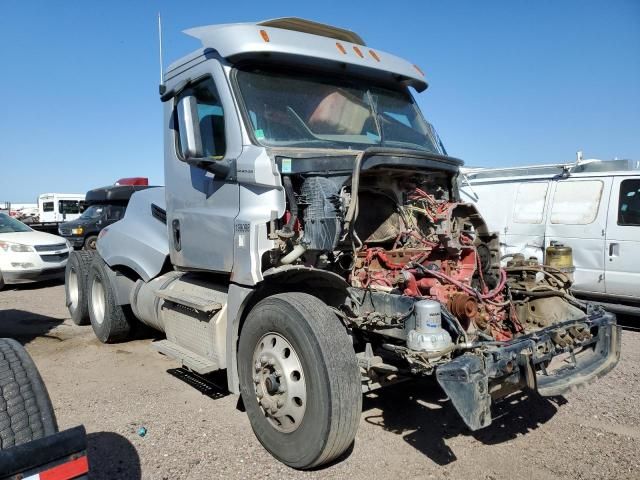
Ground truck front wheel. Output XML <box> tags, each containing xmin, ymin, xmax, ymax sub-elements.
<box><xmin>83</xmin><ymin>235</ymin><xmax>98</xmax><ymax>251</ymax></box>
<box><xmin>238</xmin><ymin>293</ymin><xmax>362</xmax><ymax>469</ymax></box>
<box><xmin>87</xmin><ymin>257</ymin><xmax>132</xmax><ymax>343</ymax></box>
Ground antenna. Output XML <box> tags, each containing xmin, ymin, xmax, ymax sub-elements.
<box><xmin>158</xmin><ymin>12</ymin><xmax>165</xmax><ymax>94</ymax></box>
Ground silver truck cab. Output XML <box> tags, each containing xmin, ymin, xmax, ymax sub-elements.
<box><xmin>67</xmin><ymin>18</ymin><xmax>620</xmax><ymax>470</ymax></box>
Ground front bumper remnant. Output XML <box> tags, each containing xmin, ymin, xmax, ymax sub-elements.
<box><xmin>436</xmin><ymin>310</ymin><xmax>621</xmax><ymax>430</ymax></box>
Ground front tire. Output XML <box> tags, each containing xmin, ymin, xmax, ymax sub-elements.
<box><xmin>87</xmin><ymin>257</ymin><xmax>132</xmax><ymax>343</ymax></box>
<box><xmin>238</xmin><ymin>293</ymin><xmax>362</xmax><ymax>469</ymax></box>
<box><xmin>65</xmin><ymin>250</ymin><xmax>97</xmax><ymax>325</ymax></box>
<box><xmin>84</xmin><ymin>235</ymin><xmax>98</xmax><ymax>250</ymax></box>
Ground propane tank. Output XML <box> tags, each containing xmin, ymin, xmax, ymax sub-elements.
<box><xmin>407</xmin><ymin>300</ymin><xmax>453</xmax><ymax>354</ymax></box>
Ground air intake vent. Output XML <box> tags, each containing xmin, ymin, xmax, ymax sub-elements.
<box><xmin>151</xmin><ymin>203</ymin><xmax>167</xmax><ymax>224</ymax></box>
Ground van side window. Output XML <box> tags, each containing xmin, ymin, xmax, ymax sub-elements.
<box><xmin>513</xmin><ymin>182</ymin><xmax>548</xmax><ymax>224</ymax></box>
<box><xmin>618</xmin><ymin>179</ymin><xmax>640</xmax><ymax>226</ymax></box>
<box><xmin>42</xmin><ymin>202</ymin><xmax>54</xmax><ymax>212</ymax></box>
<box><xmin>550</xmin><ymin>180</ymin><xmax>603</xmax><ymax>225</ymax></box>
<box><xmin>176</xmin><ymin>78</ymin><xmax>226</xmax><ymax>159</ymax></box>
<box><xmin>59</xmin><ymin>200</ymin><xmax>80</xmax><ymax>214</ymax></box>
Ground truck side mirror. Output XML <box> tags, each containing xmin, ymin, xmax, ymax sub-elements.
<box><xmin>177</xmin><ymin>95</ymin><xmax>204</xmax><ymax>160</ymax></box>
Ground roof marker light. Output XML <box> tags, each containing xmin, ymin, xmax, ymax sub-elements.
<box><xmin>413</xmin><ymin>64</ymin><xmax>425</xmax><ymax>76</ymax></box>
<box><xmin>353</xmin><ymin>46</ymin><xmax>364</xmax><ymax>58</ymax></box>
<box><xmin>336</xmin><ymin>42</ymin><xmax>347</xmax><ymax>54</ymax></box>
<box><xmin>368</xmin><ymin>49</ymin><xmax>380</xmax><ymax>62</ymax></box>
<box><xmin>259</xmin><ymin>29</ymin><xmax>270</xmax><ymax>42</ymax></box>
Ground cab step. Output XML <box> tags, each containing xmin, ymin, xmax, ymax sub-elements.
<box><xmin>151</xmin><ymin>339</ymin><xmax>219</xmax><ymax>374</ymax></box>
<box><xmin>155</xmin><ymin>290</ymin><xmax>222</xmax><ymax>313</ymax></box>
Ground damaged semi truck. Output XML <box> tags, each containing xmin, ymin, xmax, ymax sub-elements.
<box><xmin>66</xmin><ymin>18</ymin><xmax>621</xmax><ymax>469</ymax></box>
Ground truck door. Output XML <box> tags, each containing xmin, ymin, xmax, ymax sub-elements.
<box><xmin>545</xmin><ymin>177</ymin><xmax>612</xmax><ymax>293</ymax></box>
<box><xmin>605</xmin><ymin>176</ymin><xmax>640</xmax><ymax>298</ymax></box>
<box><xmin>165</xmin><ymin>64</ymin><xmax>242</xmax><ymax>273</ymax></box>
<box><xmin>504</xmin><ymin>181</ymin><xmax>550</xmax><ymax>262</ymax></box>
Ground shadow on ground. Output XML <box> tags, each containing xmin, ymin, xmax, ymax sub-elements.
<box><xmin>0</xmin><ymin>309</ymin><xmax>65</xmax><ymax>345</ymax></box>
<box><xmin>88</xmin><ymin>432</ymin><xmax>141</xmax><ymax>480</ymax></box>
<box><xmin>362</xmin><ymin>378</ymin><xmax>565</xmax><ymax>466</ymax></box>
<box><xmin>1</xmin><ymin>278</ymin><xmax>64</xmax><ymax>292</ymax></box>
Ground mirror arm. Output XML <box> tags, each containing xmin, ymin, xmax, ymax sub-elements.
<box><xmin>184</xmin><ymin>158</ymin><xmax>235</xmax><ymax>180</ymax></box>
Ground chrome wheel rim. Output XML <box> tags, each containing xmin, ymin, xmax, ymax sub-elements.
<box><xmin>68</xmin><ymin>268</ymin><xmax>79</xmax><ymax>311</ymax></box>
<box><xmin>90</xmin><ymin>277</ymin><xmax>106</xmax><ymax>325</ymax></box>
<box><xmin>252</xmin><ymin>332</ymin><xmax>307</xmax><ymax>433</ymax></box>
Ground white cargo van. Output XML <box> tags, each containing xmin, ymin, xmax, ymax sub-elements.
<box><xmin>459</xmin><ymin>157</ymin><xmax>640</xmax><ymax>314</ymax></box>
<box><xmin>37</xmin><ymin>193</ymin><xmax>85</xmax><ymax>223</ymax></box>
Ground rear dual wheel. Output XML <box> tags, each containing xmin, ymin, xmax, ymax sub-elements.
<box><xmin>65</xmin><ymin>250</ymin><xmax>97</xmax><ymax>325</ymax></box>
<box><xmin>238</xmin><ymin>293</ymin><xmax>362</xmax><ymax>469</ymax></box>
<box><xmin>87</xmin><ymin>257</ymin><xmax>132</xmax><ymax>343</ymax></box>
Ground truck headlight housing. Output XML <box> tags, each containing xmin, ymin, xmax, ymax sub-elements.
<box><xmin>0</xmin><ymin>241</ymin><xmax>35</xmax><ymax>253</ymax></box>
<box><xmin>71</xmin><ymin>227</ymin><xmax>84</xmax><ymax>235</ymax></box>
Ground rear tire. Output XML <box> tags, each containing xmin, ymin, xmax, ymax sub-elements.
<box><xmin>84</xmin><ymin>235</ymin><xmax>98</xmax><ymax>251</ymax></box>
<box><xmin>238</xmin><ymin>293</ymin><xmax>361</xmax><ymax>469</ymax></box>
<box><xmin>65</xmin><ymin>250</ymin><xmax>97</xmax><ymax>325</ymax></box>
<box><xmin>0</xmin><ymin>338</ymin><xmax>58</xmax><ymax>450</ymax></box>
<box><xmin>87</xmin><ymin>256</ymin><xmax>132</xmax><ymax>343</ymax></box>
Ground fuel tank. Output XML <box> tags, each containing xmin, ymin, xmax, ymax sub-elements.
<box><xmin>130</xmin><ymin>272</ymin><xmax>229</xmax><ymax>369</ymax></box>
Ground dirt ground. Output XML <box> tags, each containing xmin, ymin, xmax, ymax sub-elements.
<box><xmin>0</xmin><ymin>280</ymin><xmax>638</xmax><ymax>480</ymax></box>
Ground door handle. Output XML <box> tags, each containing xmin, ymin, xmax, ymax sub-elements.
<box><xmin>609</xmin><ymin>242</ymin><xmax>619</xmax><ymax>258</ymax></box>
<box><xmin>172</xmin><ymin>219</ymin><xmax>182</xmax><ymax>251</ymax></box>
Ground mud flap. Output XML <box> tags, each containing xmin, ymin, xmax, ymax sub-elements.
<box><xmin>436</xmin><ymin>354</ymin><xmax>492</xmax><ymax>430</ymax></box>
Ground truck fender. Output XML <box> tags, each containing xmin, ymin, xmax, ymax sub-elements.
<box><xmin>224</xmin><ymin>267</ymin><xmax>351</xmax><ymax>394</ymax></box>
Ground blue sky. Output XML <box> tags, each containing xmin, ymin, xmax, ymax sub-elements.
<box><xmin>1</xmin><ymin>0</ymin><xmax>638</xmax><ymax>202</ymax></box>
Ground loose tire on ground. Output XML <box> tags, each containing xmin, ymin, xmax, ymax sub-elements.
<box><xmin>0</xmin><ymin>338</ymin><xmax>58</xmax><ymax>450</ymax></box>
<box><xmin>238</xmin><ymin>293</ymin><xmax>362</xmax><ymax>469</ymax></box>
<box><xmin>65</xmin><ymin>250</ymin><xmax>97</xmax><ymax>325</ymax></box>
<box><xmin>84</xmin><ymin>235</ymin><xmax>98</xmax><ymax>251</ymax></box>
<box><xmin>87</xmin><ymin>256</ymin><xmax>132</xmax><ymax>343</ymax></box>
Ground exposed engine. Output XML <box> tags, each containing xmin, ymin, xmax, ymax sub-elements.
<box><xmin>266</xmin><ymin>163</ymin><xmax>591</xmax><ymax>360</ymax></box>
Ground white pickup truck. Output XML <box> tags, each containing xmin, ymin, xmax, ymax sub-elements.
<box><xmin>460</xmin><ymin>157</ymin><xmax>640</xmax><ymax>314</ymax></box>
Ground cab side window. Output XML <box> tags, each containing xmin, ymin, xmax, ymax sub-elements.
<box><xmin>176</xmin><ymin>78</ymin><xmax>226</xmax><ymax>159</ymax></box>
<box><xmin>43</xmin><ymin>202</ymin><xmax>54</xmax><ymax>212</ymax></box>
<box><xmin>618</xmin><ymin>179</ymin><xmax>640</xmax><ymax>226</ymax></box>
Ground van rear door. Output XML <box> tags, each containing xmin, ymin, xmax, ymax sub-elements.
<box><xmin>605</xmin><ymin>176</ymin><xmax>640</xmax><ymax>298</ymax></box>
<box><xmin>545</xmin><ymin>177</ymin><xmax>612</xmax><ymax>293</ymax></box>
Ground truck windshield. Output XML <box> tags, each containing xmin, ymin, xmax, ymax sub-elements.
<box><xmin>79</xmin><ymin>205</ymin><xmax>104</xmax><ymax>220</ymax></box>
<box><xmin>236</xmin><ymin>67</ymin><xmax>444</xmax><ymax>154</ymax></box>
<box><xmin>0</xmin><ymin>213</ymin><xmax>32</xmax><ymax>233</ymax></box>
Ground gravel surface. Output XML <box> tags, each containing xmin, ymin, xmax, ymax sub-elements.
<box><xmin>1</xmin><ymin>280</ymin><xmax>638</xmax><ymax>479</ymax></box>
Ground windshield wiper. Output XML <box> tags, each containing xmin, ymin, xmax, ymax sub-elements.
<box><xmin>366</xmin><ymin>90</ymin><xmax>384</xmax><ymax>147</ymax></box>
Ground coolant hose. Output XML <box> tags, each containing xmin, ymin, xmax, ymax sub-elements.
<box><xmin>278</xmin><ymin>176</ymin><xmax>298</xmax><ymax>238</ymax></box>
<box><xmin>280</xmin><ymin>244</ymin><xmax>306</xmax><ymax>265</ymax></box>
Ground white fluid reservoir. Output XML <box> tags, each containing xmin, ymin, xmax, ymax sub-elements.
<box><xmin>407</xmin><ymin>300</ymin><xmax>453</xmax><ymax>353</ymax></box>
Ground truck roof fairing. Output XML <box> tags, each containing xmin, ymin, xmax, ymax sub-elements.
<box><xmin>176</xmin><ymin>17</ymin><xmax>428</xmax><ymax>92</ymax></box>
